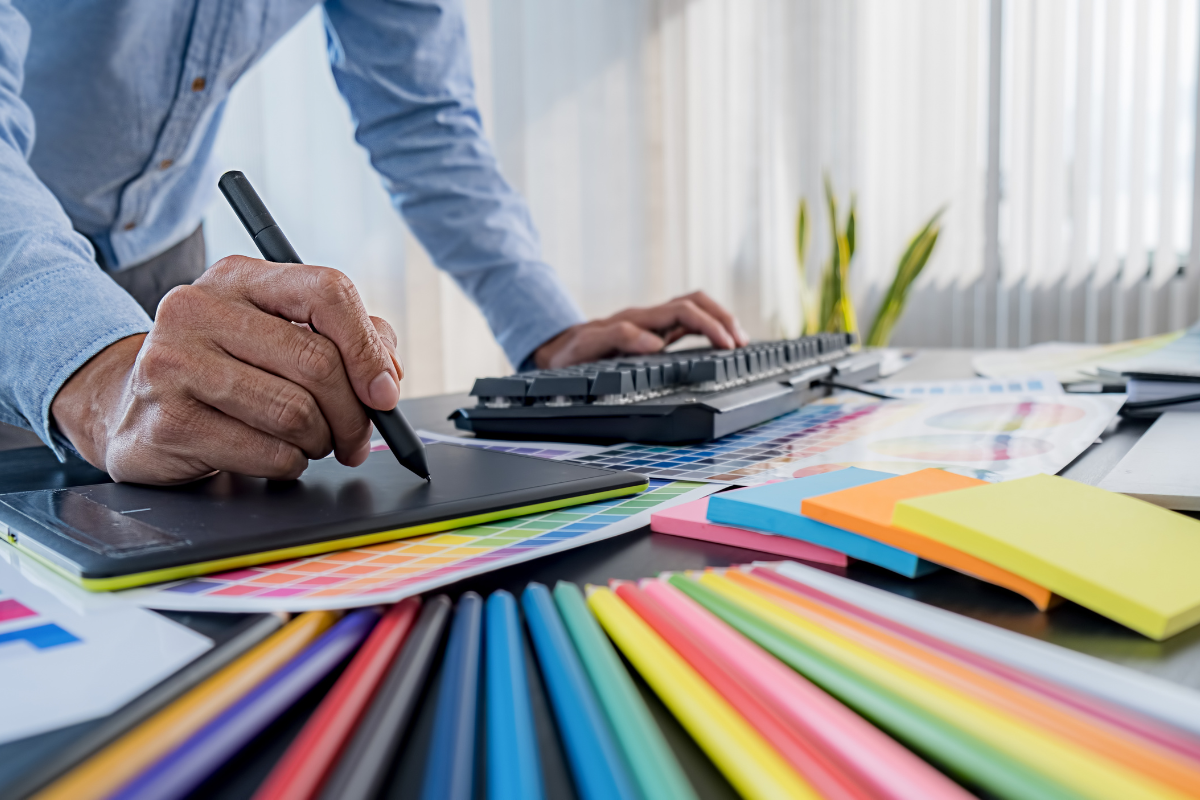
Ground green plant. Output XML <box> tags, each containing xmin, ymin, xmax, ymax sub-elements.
<box><xmin>865</xmin><ymin>207</ymin><xmax>944</xmax><ymax>347</ymax></box>
<box><xmin>794</xmin><ymin>177</ymin><xmax>944</xmax><ymax>346</ymax></box>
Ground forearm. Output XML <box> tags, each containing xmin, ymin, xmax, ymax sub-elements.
<box><xmin>0</xmin><ymin>0</ymin><xmax>152</xmax><ymax>456</ymax></box>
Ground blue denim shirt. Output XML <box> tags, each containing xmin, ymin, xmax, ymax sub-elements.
<box><xmin>0</xmin><ymin>0</ymin><xmax>584</xmax><ymax>457</ymax></box>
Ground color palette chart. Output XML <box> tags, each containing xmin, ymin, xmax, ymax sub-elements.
<box><xmin>572</xmin><ymin>393</ymin><xmax>1124</xmax><ymax>485</ymax></box>
<box><xmin>569</xmin><ymin>401</ymin><xmax>918</xmax><ymax>484</ymax></box>
<box><xmin>123</xmin><ymin>481</ymin><xmax>715</xmax><ymax>613</ymax></box>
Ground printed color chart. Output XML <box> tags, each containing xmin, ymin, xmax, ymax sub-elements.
<box><xmin>127</xmin><ymin>481</ymin><xmax>714</xmax><ymax>613</ymax></box>
<box><xmin>569</xmin><ymin>402</ymin><xmax>918</xmax><ymax>485</ymax></box>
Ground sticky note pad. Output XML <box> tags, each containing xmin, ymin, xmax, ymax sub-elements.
<box><xmin>803</xmin><ymin>469</ymin><xmax>1056</xmax><ymax>609</ymax></box>
<box><xmin>894</xmin><ymin>474</ymin><xmax>1200</xmax><ymax>639</ymax></box>
<box><xmin>651</xmin><ymin>496</ymin><xmax>847</xmax><ymax>566</ymax></box>
<box><xmin>706</xmin><ymin>468</ymin><xmax>939</xmax><ymax>578</ymax></box>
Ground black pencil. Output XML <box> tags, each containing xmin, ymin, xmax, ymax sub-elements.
<box><xmin>317</xmin><ymin>595</ymin><xmax>452</xmax><ymax>800</ymax></box>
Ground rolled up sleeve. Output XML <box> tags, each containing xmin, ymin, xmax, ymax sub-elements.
<box><xmin>322</xmin><ymin>0</ymin><xmax>584</xmax><ymax>368</ymax></box>
<box><xmin>0</xmin><ymin>2</ymin><xmax>150</xmax><ymax>458</ymax></box>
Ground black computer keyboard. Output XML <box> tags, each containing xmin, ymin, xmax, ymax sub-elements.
<box><xmin>450</xmin><ymin>333</ymin><xmax>884</xmax><ymax>443</ymax></box>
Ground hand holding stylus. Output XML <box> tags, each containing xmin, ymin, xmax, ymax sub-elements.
<box><xmin>51</xmin><ymin>254</ymin><xmax>406</xmax><ymax>484</ymax></box>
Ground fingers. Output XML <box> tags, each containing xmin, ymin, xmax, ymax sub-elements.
<box><xmin>371</xmin><ymin>316</ymin><xmax>404</xmax><ymax>381</ymax></box>
<box><xmin>681</xmin><ymin>290</ymin><xmax>750</xmax><ymax>347</ymax></box>
<box><xmin>199</xmin><ymin>257</ymin><xmax>400</xmax><ymax>412</ymax></box>
<box><xmin>541</xmin><ymin>321</ymin><xmax>664</xmax><ymax>368</ymax></box>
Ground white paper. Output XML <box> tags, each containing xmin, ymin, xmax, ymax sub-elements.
<box><xmin>0</xmin><ymin>543</ymin><xmax>212</xmax><ymax>744</ymax></box>
<box><xmin>413</xmin><ymin>430</ymin><xmax>606</xmax><ymax>459</ymax></box>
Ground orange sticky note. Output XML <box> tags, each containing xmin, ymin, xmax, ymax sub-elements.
<box><xmin>802</xmin><ymin>469</ymin><xmax>1056</xmax><ymax>610</ymax></box>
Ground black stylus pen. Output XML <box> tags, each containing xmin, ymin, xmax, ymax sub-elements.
<box><xmin>218</xmin><ymin>170</ymin><xmax>431</xmax><ymax>481</ymax></box>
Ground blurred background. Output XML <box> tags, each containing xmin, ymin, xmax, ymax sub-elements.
<box><xmin>203</xmin><ymin>0</ymin><xmax>1200</xmax><ymax>397</ymax></box>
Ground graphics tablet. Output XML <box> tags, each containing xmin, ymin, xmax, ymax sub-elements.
<box><xmin>0</xmin><ymin>444</ymin><xmax>646</xmax><ymax>591</ymax></box>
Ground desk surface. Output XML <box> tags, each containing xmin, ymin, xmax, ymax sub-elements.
<box><xmin>2</xmin><ymin>348</ymin><xmax>1196</xmax><ymax>799</ymax></box>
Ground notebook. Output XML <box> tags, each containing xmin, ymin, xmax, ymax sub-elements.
<box><xmin>893</xmin><ymin>474</ymin><xmax>1200</xmax><ymax>639</ymax></box>
<box><xmin>1098</xmin><ymin>412</ymin><xmax>1200</xmax><ymax>510</ymax></box>
<box><xmin>801</xmin><ymin>469</ymin><xmax>1056</xmax><ymax>609</ymax></box>
<box><xmin>0</xmin><ymin>444</ymin><xmax>646</xmax><ymax>591</ymax></box>
<box><xmin>705</xmin><ymin>468</ymin><xmax>939</xmax><ymax>578</ymax></box>
<box><xmin>650</xmin><ymin>496</ymin><xmax>846</xmax><ymax>566</ymax></box>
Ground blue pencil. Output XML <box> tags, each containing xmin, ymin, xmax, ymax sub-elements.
<box><xmin>486</xmin><ymin>590</ymin><xmax>545</xmax><ymax>800</ymax></box>
<box><xmin>109</xmin><ymin>609</ymin><xmax>379</xmax><ymax>800</ymax></box>
<box><xmin>521</xmin><ymin>583</ymin><xmax>638</xmax><ymax>800</ymax></box>
<box><xmin>420</xmin><ymin>592</ymin><xmax>483</xmax><ymax>800</ymax></box>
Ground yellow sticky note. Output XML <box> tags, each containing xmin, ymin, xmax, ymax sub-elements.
<box><xmin>893</xmin><ymin>474</ymin><xmax>1200</xmax><ymax>639</ymax></box>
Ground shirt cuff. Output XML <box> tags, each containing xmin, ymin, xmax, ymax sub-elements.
<box><xmin>0</xmin><ymin>264</ymin><xmax>151</xmax><ymax>461</ymax></box>
<box><xmin>467</xmin><ymin>261</ymin><xmax>586</xmax><ymax>370</ymax></box>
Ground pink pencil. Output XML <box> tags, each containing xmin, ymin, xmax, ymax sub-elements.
<box><xmin>749</xmin><ymin>566</ymin><xmax>1200</xmax><ymax>767</ymax></box>
<box><xmin>641</xmin><ymin>578</ymin><xmax>972</xmax><ymax>800</ymax></box>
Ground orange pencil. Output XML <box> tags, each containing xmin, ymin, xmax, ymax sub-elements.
<box><xmin>800</xmin><ymin>469</ymin><xmax>1056</xmax><ymax>609</ymax></box>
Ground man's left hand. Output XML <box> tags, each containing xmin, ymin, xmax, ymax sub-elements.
<box><xmin>533</xmin><ymin>290</ymin><xmax>749</xmax><ymax>369</ymax></box>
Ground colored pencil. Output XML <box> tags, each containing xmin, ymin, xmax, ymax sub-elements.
<box><xmin>668</xmin><ymin>574</ymin><xmax>1078</xmax><ymax>800</ymax></box>
<box><xmin>8</xmin><ymin>613</ymin><xmax>285</xmax><ymax>800</ymax></box>
<box><xmin>420</xmin><ymin>592</ymin><xmax>484</xmax><ymax>800</ymax></box>
<box><xmin>771</xmin><ymin>559</ymin><xmax>1200</xmax><ymax>739</ymax></box>
<box><xmin>553</xmin><ymin>581</ymin><xmax>698</xmax><ymax>800</ymax></box>
<box><xmin>613</xmin><ymin>581</ymin><xmax>866</xmax><ymax>800</ymax></box>
<box><xmin>586</xmin><ymin>585</ymin><xmax>820</xmax><ymax>800</ymax></box>
<box><xmin>522</xmin><ymin>583</ymin><xmax>639</xmax><ymax>800</ymax></box>
<box><xmin>317</xmin><ymin>595</ymin><xmax>451</xmax><ymax>800</ymax></box>
<box><xmin>696</xmin><ymin>572</ymin><xmax>1189</xmax><ymax>800</ymax></box>
<box><xmin>486</xmin><ymin>591</ymin><xmax>544</xmax><ymax>800</ymax></box>
<box><xmin>110</xmin><ymin>610</ymin><xmax>379</xmax><ymax>800</ymax></box>
<box><xmin>254</xmin><ymin>599</ymin><xmax>422</xmax><ymax>800</ymax></box>
<box><xmin>751</xmin><ymin>566</ymin><xmax>1200</xmax><ymax>762</ymax></box>
<box><xmin>642</xmin><ymin>579</ymin><xmax>970</xmax><ymax>800</ymax></box>
<box><xmin>729</xmin><ymin>568</ymin><xmax>1200</xmax><ymax>795</ymax></box>
<box><xmin>34</xmin><ymin>611</ymin><xmax>339</xmax><ymax>800</ymax></box>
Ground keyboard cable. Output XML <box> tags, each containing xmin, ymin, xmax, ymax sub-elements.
<box><xmin>815</xmin><ymin>380</ymin><xmax>896</xmax><ymax>401</ymax></box>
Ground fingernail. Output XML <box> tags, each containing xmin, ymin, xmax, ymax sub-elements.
<box><xmin>369</xmin><ymin>371</ymin><xmax>400</xmax><ymax>409</ymax></box>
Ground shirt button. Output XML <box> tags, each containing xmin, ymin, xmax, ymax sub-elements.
<box><xmin>191</xmin><ymin>77</ymin><xmax>206</xmax><ymax>92</ymax></box>
<box><xmin>159</xmin><ymin>159</ymin><xmax>174</xmax><ymax>170</ymax></box>
<box><xmin>123</xmin><ymin>221</ymin><xmax>137</xmax><ymax>231</ymax></box>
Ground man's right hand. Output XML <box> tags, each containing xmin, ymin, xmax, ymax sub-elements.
<box><xmin>51</xmin><ymin>256</ymin><xmax>403</xmax><ymax>485</ymax></box>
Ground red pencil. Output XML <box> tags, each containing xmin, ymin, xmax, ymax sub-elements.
<box><xmin>612</xmin><ymin>583</ymin><xmax>876</xmax><ymax>800</ymax></box>
<box><xmin>252</xmin><ymin>598</ymin><xmax>421</xmax><ymax>800</ymax></box>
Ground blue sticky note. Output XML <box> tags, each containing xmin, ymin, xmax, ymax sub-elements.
<box><xmin>706</xmin><ymin>468</ymin><xmax>940</xmax><ymax>578</ymax></box>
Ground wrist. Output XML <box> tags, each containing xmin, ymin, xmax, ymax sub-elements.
<box><xmin>51</xmin><ymin>334</ymin><xmax>144</xmax><ymax>469</ymax></box>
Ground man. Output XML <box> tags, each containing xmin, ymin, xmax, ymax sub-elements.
<box><xmin>0</xmin><ymin>0</ymin><xmax>747</xmax><ymax>485</ymax></box>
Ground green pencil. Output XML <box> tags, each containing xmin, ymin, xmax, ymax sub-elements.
<box><xmin>553</xmin><ymin>581</ymin><xmax>698</xmax><ymax>800</ymax></box>
<box><xmin>666</xmin><ymin>575</ymin><xmax>1085</xmax><ymax>800</ymax></box>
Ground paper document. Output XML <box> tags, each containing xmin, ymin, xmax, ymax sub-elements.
<box><xmin>972</xmin><ymin>333</ymin><xmax>1181</xmax><ymax>384</ymax></box>
<box><xmin>0</xmin><ymin>544</ymin><xmax>211</xmax><ymax>744</ymax></box>
<box><xmin>865</xmin><ymin>373</ymin><xmax>1063</xmax><ymax>397</ymax></box>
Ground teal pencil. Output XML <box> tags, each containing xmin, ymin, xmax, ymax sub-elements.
<box><xmin>522</xmin><ymin>583</ymin><xmax>639</xmax><ymax>800</ymax></box>
<box><xmin>486</xmin><ymin>591</ymin><xmax>545</xmax><ymax>800</ymax></box>
<box><xmin>554</xmin><ymin>581</ymin><xmax>698</xmax><ymax>800</ymax></box>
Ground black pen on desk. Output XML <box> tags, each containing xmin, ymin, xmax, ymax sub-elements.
<box><xmin>217</xmin><ymin>170</ymin><xmax>432</xmax><ymax>481</ymax></box>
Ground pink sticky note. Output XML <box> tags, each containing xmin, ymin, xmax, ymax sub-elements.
<box><xmin>650</xmin><ymin>496</ymin><xmax>848</xmax><ymax>566</ymax></box>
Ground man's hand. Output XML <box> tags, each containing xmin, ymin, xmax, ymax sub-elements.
<box><xmin>533</xmin><ymin>290</ymin><xmax>749</xmax><ymax>369</ymax></box>
<box><xmin>51</xmin><ymin>256</ymin><xmax>402</xmax><ymax>485</ymax></box>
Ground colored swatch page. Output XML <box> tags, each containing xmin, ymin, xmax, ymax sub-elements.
<box><xmin>650</xmin><ymin>496</ymin><xmax>847</xmax><ymax>566</ymax></box>
<box><xmin>117</xmin><ymin>481</ymin><xmax>716</xmax><ymax>613</ymax></box>
<box><xmin>862</xmin><ymin>373</ymin><xmax>1063</xmax><ymax>398</ymax></box>
<box><xmin>706</xmin><ymin>468</ymin><xmax>939</xmax><ymax>578</ymax></box>
<box><xmin>893</xmin><ymin>474</ymin><xmax>1200</xmax><ymax>640</ymax></box>
<box><xmin>568</xmin><ymin>393</ymin><xmax>1122</xmax><ymax>486</ymax></box>
<box><xmin>801</xmin><ymin>469</ymin><xmax>1056</xmax><ymax>609</ymax></box>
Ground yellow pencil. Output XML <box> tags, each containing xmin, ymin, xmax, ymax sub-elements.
<box><xmin>34</xmin><ymin>610</ymin><xmax>339</xmax><ymax>800</ymax></box>
<box><xmin>586</xmin><ymin>586</ymin><xmax>819</xmax><ymax>800</ymax></box>
<box><xmin>700</xmin><ymin>573</ymin><xmax>1191</xmax><ymax>800</ymax></box>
